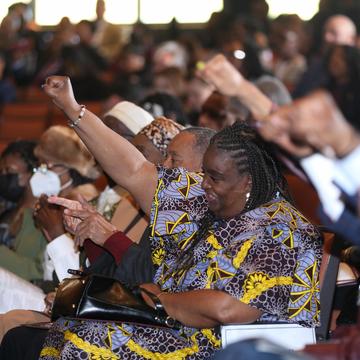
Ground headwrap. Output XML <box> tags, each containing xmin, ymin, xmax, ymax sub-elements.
<box><xmin>104</xmin><ymin>101</ymin><xmax>154</xmax><ymax>135</ymax></box>
<box><xmin>139</xmin><ymin>117</ymin><xmax>184</xmax><ymax>156</ymax></box>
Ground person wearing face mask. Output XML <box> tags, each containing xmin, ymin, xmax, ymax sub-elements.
<box><xmin>0</xmin><ymin>102</ymin><xmax>153</xmax><ymax>337</ymax></box>
<box><xmin>0</xmin><ymin>126</ymin><xmax>99</xmax><ymax>314</ymax></box>
<box><xmin>0</xmin><ymin>140</ymin><xmax>38</xmax><ymax>248</ymax></box>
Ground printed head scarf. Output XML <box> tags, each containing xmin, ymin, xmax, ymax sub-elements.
<box><xmin>139</xmin><ymin>117</ymin><xmax>184</xmax><ymax>156</ymax></box>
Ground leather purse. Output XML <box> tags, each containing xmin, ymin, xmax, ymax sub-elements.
<box><xmin>51</xmin><ymin>273</ymin><xmax>180</xmax><ymax>329</ymax></box>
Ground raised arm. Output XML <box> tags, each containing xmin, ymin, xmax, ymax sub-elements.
<box><xmin>261</xmin><ymin>90</ymin><xmax>360</xmax><ymax>159</ymax></box>
<box><xmin>42</xmin><ymin>76</ymin><xmax>157</xmax><ymax>215</ymax></box>
<box><xmin>198</xmin><ymin>54</ymin><xmax>273</xmax><ymax>121</ymax></box>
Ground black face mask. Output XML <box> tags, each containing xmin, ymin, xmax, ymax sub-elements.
<box><xmin>0</xmin><ymin>173</ymin><xmax>26</xmax><ymax>202</ymax></box>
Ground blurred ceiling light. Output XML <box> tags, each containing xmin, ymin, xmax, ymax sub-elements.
<box><xmin>140</xmin><ymin>0</ymin><xmax>223</xmax><ymax>24</ymax></box>
<box><xmin>266</xmin><ymin>0</ymin><xmax>320</xmax><ymax>20</ymax></box>
<box><xmin>0</xmin><ymin>0</ymin><xmax>31</xmax><ymax>23</ymax></box>
<box><xmin>233</xmin><ymin>50</ymin><xmax>246</xmax><ymax>60</ymax></box>
<box><xmin>35</xmin><ymin>0</ymin><xmax>137</xmax><ymax>26</ymax></box>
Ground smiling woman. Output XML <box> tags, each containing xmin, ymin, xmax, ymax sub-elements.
<box><xmin>0</xmin><ymin>75</ymin><xmax>323</xmax><ymax>359</ymax></box>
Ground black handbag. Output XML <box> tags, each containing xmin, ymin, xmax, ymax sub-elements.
<box><xmin>51</xmin><ymin>273</ymin><xmax>180</xmax><ymax>329</ymax></box>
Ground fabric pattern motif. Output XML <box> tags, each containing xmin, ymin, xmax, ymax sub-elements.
<box><xmin>40</xmin><ymin>166</ymin><xmax>322</xmax><ymax>360</ymax></box>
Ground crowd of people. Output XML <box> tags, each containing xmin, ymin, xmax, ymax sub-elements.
<box><xmin>0</xmin><ymin>0</ymin><xmax>360</xmax><ymax>359</ymax></box>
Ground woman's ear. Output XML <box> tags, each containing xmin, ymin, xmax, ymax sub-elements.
<box><xmin>245</xmin><ymin>175</ymin><xmax>252</xmax><ymax>194</ymax></box>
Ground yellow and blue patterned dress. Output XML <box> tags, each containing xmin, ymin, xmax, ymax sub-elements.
<box><xmin>40</xmin><ymin>167</ymin><xmax>322</xmax><ymax>360</ymax></box>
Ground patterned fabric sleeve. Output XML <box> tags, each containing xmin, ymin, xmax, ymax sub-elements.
<box><xmin>149</xmin><ymin>166</ymin><xmax>208</xmax><ymax>276</ymax></box>
<box><xmin>221</xmin><ymin>220</ymin><xmax>321</xmax><ymax>327</ymax></box>
<box><xmin>222</xmin><ymin>227</ymin><xmax>293</xmax><ymax>317</ymax></box>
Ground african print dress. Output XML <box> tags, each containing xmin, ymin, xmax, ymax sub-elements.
<box><xmin>40</xmin><ymin>167</ymin><xmax>322</xmax><ymax>360</ymax></box>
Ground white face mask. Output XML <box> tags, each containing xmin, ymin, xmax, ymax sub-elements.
<box><xmin>30</xmin><ymin>164</ymin><xmax>72</xmax><ymax>197</ymax></box>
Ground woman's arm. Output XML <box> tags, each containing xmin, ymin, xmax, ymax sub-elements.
<box><xmin>198</xmin><ymin>54</ymin><xmax>273</xmax><ymax>121</ymax></box>
<box><xmin>141</xmin><ymin>285</ymin><xmax>262</xmax><ymax>328</ymax></box>
<box><xmin>42</xmin><ymin>76</ymin><xmax>157</xmax><ymax>215</ymax></box>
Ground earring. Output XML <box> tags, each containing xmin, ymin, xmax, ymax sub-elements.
<box><xmin>245</xmin><ymin>192</ymin><xmax>250</xmax><ymax>204</ymax></box>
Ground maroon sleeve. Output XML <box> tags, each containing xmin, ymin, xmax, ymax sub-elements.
<box><xmin>103</xmin><ymin>231</ymin><xmax>133</xmax><ymax>264</ymax></box>
<box><xmin>83</xmin><ymin>232</ymin><xmax>133</xmax><ymax>264</ymax></box>
<box><xmin>83</xmin><ymin>239</ymin><xmax>104</xmax><ymax>264</ymax></box>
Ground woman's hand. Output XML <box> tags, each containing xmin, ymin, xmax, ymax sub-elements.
<box><xmin>44</xmin><ymin>291</ymin><xmax>56</xmax><ymax>315</ymax></box>
<box><xmin>70</xmin><ymin>209</ymin><xmax>118</xmax><ymax>248</ymax></box>
<box><xmin>34</xmin><ymin>195</ymin><xmax>65</xmax><ymax>242</ymax></box>
<box><xmin>49</xmin><ymin>194</ymin><xmax>116</xmax><ymax>247</ymax></box>
<box><xmin>262</xmin><ymin>90</ymin><xmax>360</xmax><ymax>158</ymax></box>
<box><xmin>139</xmin><ymin>283</ymin><xmax>161</xmax><ymax>308</ymax></box>
<box><xmin>42</xmin><ymin>76</ymin><xmax>82</xmax><ymax>119</ymax></box>
<box><xmin>257</xmin><ymin>105</ymin><xmax>314</xmax><ymax>159</ymax></box>
<box><xmin>198</xmin><ymin>54</ymin><xmax>273</xmax><ymax>120</ymax></box>
<box><xmin>48</xmin><ymin>195</ymin><xmax>85</xmax><ymax>234</ymax></box>
<box><xmin>197</xmin><ymin>54</ymin><xmax>244</xmax><ymax>97</ymax></box>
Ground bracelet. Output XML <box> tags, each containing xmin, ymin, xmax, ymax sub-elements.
<box><xmin>68</xmin><ymin>105</ymin><xmax>86</xmax><ymax>128</ymax></box>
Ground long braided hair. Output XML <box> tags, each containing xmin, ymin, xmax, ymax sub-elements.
<box><xmin>210</xmin><ymin>121</ymin><xmax>290</xmax><ymax>210</ymax></box>
<box><xmin>170</xmin><ymin>121</ymin><xmax>290</xmax><ymax>274</ymax></box>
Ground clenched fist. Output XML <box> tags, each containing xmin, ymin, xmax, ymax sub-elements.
<box><xmin>42</xmin><ymin>76</ymin><xmax>82</xmax><ymax>121</ymax></box>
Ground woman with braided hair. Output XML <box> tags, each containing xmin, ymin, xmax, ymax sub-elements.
<box><xmin>1</xmin><ymin>76</ymin><xmax>321</xmax><ymax>359</ymax></box>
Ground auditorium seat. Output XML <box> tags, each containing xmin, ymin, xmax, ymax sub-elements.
<box><xmin>48</xmin><ymin>101</ymin><xmax>105</xmax><ymax>127</ymax></box>
<box><xmin>285</xmin><ymin>172</ymin><xmax>321</xmax><ymax>225</ymax></box>
<box><xmin>0</xmin><ymin>102</ymin><xmax>50</xmax><ymax>118</ymax></box>
<box><xmin>0</xmin><ymin>140</ymin><xmax>8</xmax><ymax>153</ymax></box>
<box><xmin>0</xmin><ymin>103</ymin><xmax>50</xmax><ymax>141</ymax></box>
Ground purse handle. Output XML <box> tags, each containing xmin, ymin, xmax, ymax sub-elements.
<box><xmin>138</xmin><ymin>287</ymin><xmax>165</xmax><ymax>312</ymax></box>
<box><xmin>139</xmin><ymin>287</ymin><xmax>179</xmax><ymax>328</ymax></box>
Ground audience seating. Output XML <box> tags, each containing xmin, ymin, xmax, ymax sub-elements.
<box><xmin>49</xmin><ymin>101</ymin><xmax>105</xmax><ymax>127</ymax></box>
<box><xmin>0</xmin><ymin>100</ymin><xmax>104</xmax><ymax>144</ymax></box>
<box><xmin>0</xmin><ymin>103</ymin><xmax>50</xmax><ymax>141</ymax></box>
<box><xmin>16</xmin><ymin>86</ymin><xmax>51</xmax><ymax>103</ymax></box>
<box><xmin>0</xmin><ymin>102</ymin><xmax>50</xmax><ymax>118</ymax></box>
<box><xmin>0</xmin><ymin>140</ymin><xmax>8</xmax><ymax>153</ymax></box>
<box><xmin>285</xmin><ymin>172</ymin><xmax>321</xmax><ymax>225</ymax></box>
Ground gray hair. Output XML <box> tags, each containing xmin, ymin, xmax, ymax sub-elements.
<box><xmin>182</xmin><ymin>127</ymin><xmax>216</xmax><ymax>154</ymax></box>
<box><xmin>255</xmin><ymin>75</ymin><xmax>292</xmax><ymax>106</ymax></box>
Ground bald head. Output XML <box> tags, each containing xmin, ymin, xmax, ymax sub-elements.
<box><xmin>323</xmin><ymin>15</ymin><xmax>357</xmax><ymax>46</ymax></box>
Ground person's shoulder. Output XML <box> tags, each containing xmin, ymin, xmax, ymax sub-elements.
<box><xmin>157</xmin><ymin>166</ymin><xmax>203</xmax><ymax>185</ymax></box>
<box><xmin>156</xmin><ymin>166</ymin><xmax>205</xmax><ymax>199</ymax></box>
<box><xmin>257</xmin><ymin>198</ymin><xmax>318</xmax><ymax>229</ymax></box>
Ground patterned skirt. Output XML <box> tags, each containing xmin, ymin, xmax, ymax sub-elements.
<box><xmin>39</xmin><ymin>318</ymin><xmax>220</xmax><ymax>359</ymax></box>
